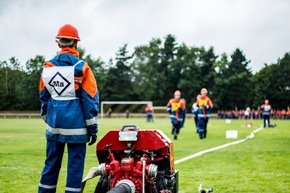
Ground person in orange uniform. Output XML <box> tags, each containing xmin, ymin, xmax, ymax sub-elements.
<box><xmin>287</xmin><ymin>108</ymin><xmax>290</xmax><ymax>119</ymax></box>
<box><xmin>38</xmin><ymin>24</ymin><xmax>99</xmax><ymax>193</ymax></box>
<box><xmin>166</xmin><ymin>90</ymin><xmax>186</xmax><ymax>140</ymax></box>
<box><xmin>196</xmin><ymin>88</ymin><xmax>213</xmax><ymax>139</ymax></box>
<box><xmin>145</xmin><ymin>103</ymin><xmax>154</xmax><ymax>122</ymax></box>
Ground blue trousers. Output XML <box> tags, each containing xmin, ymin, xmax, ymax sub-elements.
<box><xmin>39</xmin><ymin>139</ymin><xmax>86</xmax><ymax>193</ymax></box>
<box><xmin>263</xmin><ymin>115</ymin><xmax>270</xmax><ymax>127</ymax></box>
<box><xmin>171</xmin><ymin>118</ymin><xmax>183</xmax><ymax>134</ymax></box>
<box><xmin>194</xmin><ymin>115</ymin><xmax>198</xmax><ymax>133</ymax></box>
<box><xmin>198</xmin><ymin>117</ymin><xmax>209</xmax><ymax>138</ymax></box>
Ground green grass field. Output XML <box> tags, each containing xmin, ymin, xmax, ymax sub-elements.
<box><xmin>0</xmin><ymin>117</ymin><xmax>289</xmax><ymax>193</ymax></box>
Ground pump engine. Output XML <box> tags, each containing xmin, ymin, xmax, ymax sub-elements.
<box><xmin>81</xmin><ymin>125</ymin><xmax>179</xmax><ymax>193</ymax></box>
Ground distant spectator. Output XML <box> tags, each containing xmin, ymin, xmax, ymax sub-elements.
<box><xmin>245</xmin><ymin>107</ymin><xmax>250</xmax><ymax>119</ymax></box>
<box><xmin>106</xmin><ymin>108</ymin><xmax>112</xmax><ymax>118</ymax></box>
<box><xmin>261</xmin><ymin>99</ymin><xmax>271</xmax><ymax>127</ymax></box>
<box><xmin>126</xmin><ymin>109</ymin><xmax>130</xmax><ymax>118</ymax></box>
<box><xmin>145</xmin><ymin>103</ymin><xmax>154</xmax><ymax>122</ymax></box>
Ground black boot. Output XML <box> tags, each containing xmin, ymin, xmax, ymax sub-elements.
<box><xmin>174</xmin><ymin>133</ymin><xmax>178</xmax><ymax>140</ymax></box>
<box><xmin>171</xmin><ymin>127</ymin><xmax>176</xmax><ymax>135</ymax></box>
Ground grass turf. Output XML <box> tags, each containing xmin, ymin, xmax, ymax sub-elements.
<box><xmin>0</xmin><ymin>117</ymin><xmax>289</xmax><ymax>192</ymax></box>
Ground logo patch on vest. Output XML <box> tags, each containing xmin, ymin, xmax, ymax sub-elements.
<box><xmin>48</xmin><ymin>72</ymin><xmax>71</xmax><ymax>96</ymax></box>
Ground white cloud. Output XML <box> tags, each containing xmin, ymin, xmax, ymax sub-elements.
<box><xmin>0</xmin><ymin>0</ymin><xmax>289</xmax><ymax>73</ymax></box>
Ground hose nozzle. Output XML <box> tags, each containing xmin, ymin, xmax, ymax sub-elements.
<box><xmin>198</xmin><ymin>184</ymin><xmax>213</xmax><ymax>193</ymax></box>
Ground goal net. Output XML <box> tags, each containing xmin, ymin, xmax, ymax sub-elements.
<box><xmin>100</xmin><ymin>101</ymin><xmax>153</xmax><ymax>118</ymax></box>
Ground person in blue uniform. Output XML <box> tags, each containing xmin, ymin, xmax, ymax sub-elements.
<box><xmin>261</xmin><ymin>99</ymin><xmax>271</xmax><ymax>128</ymax></box>
<box><xmin>196</xmin><ymin>88</ymin><xmax>213</xmax><ymax>139</ymax></box>
<box><xmin>192</xmin><ymin>94</ymin><xmax>201</xmax><ymax>133</ymax></box>
<box><xmin>38</xmin><ymin>24</ymin><xmax>99</xmax><ymax>193</ymax></box>
<box><xmin>166</xmin><ymin>90</ymin><xmax>186</xmax><ymax>140</ymax></box>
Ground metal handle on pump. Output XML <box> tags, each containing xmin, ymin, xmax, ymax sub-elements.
<box><xmin>121</xmin><ymin>125</ymin><xmax>138</xmax><ymax>131</ymax></box>
<box><xmin>119</xmin><ymin>125</ymin><xmax>139</xmax><ymax>141</ymax></box>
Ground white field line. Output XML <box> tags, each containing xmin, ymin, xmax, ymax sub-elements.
<box><xmin>174</xmin><ymin>127</ymin><xmax>264</xmax><ymax>165</ymax></box>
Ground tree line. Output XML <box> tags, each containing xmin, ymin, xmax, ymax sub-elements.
<box><xmin>0</xmin><ymin>34</ymin><xmax>289</xmax><ymax>112</ymax></box>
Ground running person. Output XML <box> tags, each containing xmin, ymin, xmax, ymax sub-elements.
<box><xmin>166</xmin><ymin>90</ymin><xmax>186</xmax><ymax>140</ymax></box>
<box><xmin>196</xmin><ymin>88</ymin><xmax>213</xmax><ymax>139</ymax></box>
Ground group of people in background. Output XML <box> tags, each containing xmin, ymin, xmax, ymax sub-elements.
<box><xmin>217</xmin><ymin>99</ymin><xmax>289</xmax><ymax>128</ymax></box>
<box><xmin>165</xmin><ymin>88</ymin><xmax>213</xmax><ymax>140</ymax></box>
<box><xmin>165</xmin><ymin>88</ymin><xmax>285</xmax><ymax>140</ymax></box>
<box><xmin>217</xmin><ymin>108</ymin><xmax>290</xmax><ymax>120</ymax></box>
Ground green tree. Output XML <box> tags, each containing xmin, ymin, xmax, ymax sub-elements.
<box><xmin>251</xmin><ymin>52</ymin><xmax>290</xmax><ymax>110</ymax></box>
<box><xmin>23</xmin><ymin>55</ymin><xmax>46</xmax><ymax>110</ymax></box>
<box><xmin>270</xmin><ymin>52</ymin><xmax>290</xmax><ymax>109</ymax></box>
<box><xmin>175</xmin><ymin>45</ymin><xmax>202</xmax><ymax>109</ymax></box>
<box><xmin>199</xmin><ymin>47</ymin><xmax>218</xmax><ymax>91</ymax></box>
<box><xmin>131</xmin><ymin>38</ymin><xmax>163</xmax><ymax>103</ymax></box>
<box><xmin>0</xmin><ymin>57</ymin><xmax>27</xmax><ymax>110</ymax></box>
<box><xmin>214</xmin><ymin>49</ymin><xmax>252</xmax><ymax>110</ymax></box>
<box><xmin>160</xmin><ymin>34</ymin><xmax>178</xmax><ymax>101</ymax></box>
<box><xmin>0</xmin><ymin>60</ymin><xmax>10</xmax><ymax>110</ymax></box>
<box><xmin>102</xmin><ymin>44</ymin><xmax>135</xmax><ymax>101</ymax></box>
<box><xmin>78</xmin><ymin>47</ymin><xmax>107</xmax><ymax>101</ymax></box>
<box><xmin>213</xmin><ymin>53</ymin><xmax>230</xmax><ymax>110</ymax></box>
<box><xmin>251</xmin><ymin>64</ymin><xmax>274</xmax><ymax>109</ymax></box>
<box><xmin>1</xmin><ymin>35</ymin><xmax>289</xmax><ymax>113</ymax></box>
<box><xmin>252</xmin><ymin>52</ymin><xmax>290</xmax><ymax>110</ymax></box>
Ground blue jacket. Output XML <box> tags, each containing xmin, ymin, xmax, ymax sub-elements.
<box><xmin>39</xmin><ymin>48</ymin><xmax>99</xmax><ymax>143</ymax></box>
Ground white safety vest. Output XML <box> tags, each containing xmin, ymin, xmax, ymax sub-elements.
<box><xmin>42</xmin><ymin>61</ymin><xmax>82</xmax><ymax>100</ymax></box>
<box><xmin>264</xmin><ymin>105</ymin><xmax>270</xmax><ymax>111</ymax></box>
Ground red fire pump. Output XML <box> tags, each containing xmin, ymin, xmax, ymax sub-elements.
<box><xmin>81</xmin><ymin>125</ymin><xmax>179</xmax><ymax>193</ymax></box>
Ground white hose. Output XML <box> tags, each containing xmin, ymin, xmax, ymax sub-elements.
<box><xmin>141</xmin><ymin>157</ymin><xmax>146</xmax><ymax>193</ymax></box>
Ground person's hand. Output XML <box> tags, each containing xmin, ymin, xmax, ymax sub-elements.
<box><xmin>88</xmin><ymin>135</ymin><xmax>97</xmax><ymax>146</ymax></box>
<box><xmin>179</xmin><ymin>107</ymin><xmax>184</xmax><ymax>112</ymax></box>
<box><xmin>87</xmin><ymin>125</ymin><xmax>98</xmax><ymax>146</ymax></box>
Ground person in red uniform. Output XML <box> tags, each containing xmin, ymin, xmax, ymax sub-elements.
<box><xmin>196</xmin><ymin>88</ymin><xmax>213</xmax><ymax>139</ymax></box>
<box><xmin>38</xmin><ymin>24</ymin><xmax>99</xmax><ymax>193</ymax></box>
<box><xmin>166</xmin><ymin>90</ymin><xmax>186</xmax><ymax>140</ymax></box>
<box><xmin>260</xmin><ymin>99</ymin><xmax>271</xmax><ymax>127</ymax></box>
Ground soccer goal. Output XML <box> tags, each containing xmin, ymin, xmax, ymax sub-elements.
<box><xmin>100</xmin><ymin>101</ymin><xmax>153</xmax><ymax>118</ymax></box>
<box><xmin>152</xmin><ymin>106</ymin><xmax>167</xmax><ymax>113</ymax></box>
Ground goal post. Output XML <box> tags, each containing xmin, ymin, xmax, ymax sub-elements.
<box><xmin>152</xmin><ymin>106</ymin><xmax>167</xmax><ymax>113</ymax></box>
<box><xmin>100</xmin><ymin>101</ymin><xmax>153</xmax><ymax>118</ymax></box>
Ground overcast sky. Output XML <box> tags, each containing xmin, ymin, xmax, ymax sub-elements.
<box><xmin>1</xmin><ymin>0</ymin><xmax>289</xmax><ymax>73</ymax></box>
